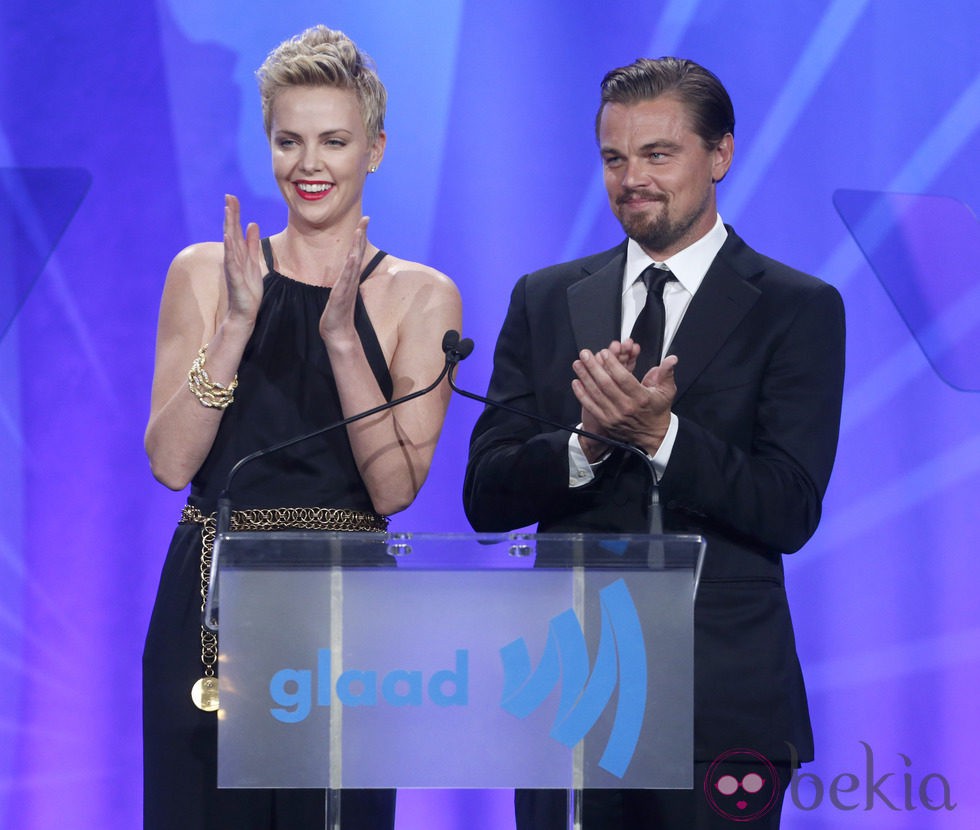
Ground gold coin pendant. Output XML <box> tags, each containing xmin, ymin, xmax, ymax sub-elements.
<box><xmin>191</xmin><ymin>676</ymin><xmax>219</xmax><ymax>712</ymax></box>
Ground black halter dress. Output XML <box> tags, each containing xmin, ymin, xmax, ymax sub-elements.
<box><xmin>143</xmin><ymin>241</ymin><xmax>396</xmax><ymax>830</ymax></box>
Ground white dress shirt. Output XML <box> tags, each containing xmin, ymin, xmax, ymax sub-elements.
<box><xmin>568</xmin><ymin>214</ymin><xmax>729</xmax><ymax>486</ymax></box>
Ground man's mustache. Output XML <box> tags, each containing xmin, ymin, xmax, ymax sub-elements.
<box><xmin>616</xmin><ymin>189</ymin><xmax>667</xmax><ymax>206</ymax></box>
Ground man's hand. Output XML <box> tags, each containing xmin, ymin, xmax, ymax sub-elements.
<box><xmin>576</xmin><ymin>339</ymin><xmax>638</xmax><ymax>461</ymax></box>
<box><xmin>572</xmin><ymin>346</ymin><xmax>678</xmax><ymax>456</ymax></box>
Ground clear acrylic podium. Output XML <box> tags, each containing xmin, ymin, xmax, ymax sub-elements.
<box><xmin>206</xmin><ymin>531</ymin><xmax>705</xmax><ymax>828</ymax></box>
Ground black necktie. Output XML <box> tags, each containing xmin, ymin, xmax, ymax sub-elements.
<box><xmin>630</xmin><ymin>265</ymin><xmax>676</xmax><ymax>378</ymax></box>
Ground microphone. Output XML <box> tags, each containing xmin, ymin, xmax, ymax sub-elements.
<box><xmin>214</xmin><ymin>329</ymin><xmax>464</xmax><ymax>536</ymax></box>
<box><xmin>449</xmin><ymin>336</ymin><xmax>663</xmax><ymax>536</ymax></box>
<box><xmin>442</xmin><ymin>329</ymin><xmax>474</xmax><ymax>364</ymax></box>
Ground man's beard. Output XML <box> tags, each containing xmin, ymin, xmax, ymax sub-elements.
<box><xmin>616</xmin><ymin>189</ymin><xmax>709</xmax><ymax>255</ymax></box>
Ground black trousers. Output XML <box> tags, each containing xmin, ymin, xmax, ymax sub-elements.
<box><xmin>516</xmin><ymin>762</ymin><xmax>793</xmax><ymax>829</ymax></box>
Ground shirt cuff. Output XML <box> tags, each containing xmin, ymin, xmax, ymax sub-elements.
<box><xmin>568</xmin><ymin>428</ymin><xmax>599</xmax><ymax>488</ymax></box>
<box><xmin>648</xmin><ymin>413</ymin><xmax>679</xmax><ymax>477</ymax></box>
<box><xmin>569</xmin><ymin>414</ymin><xmax>677</xmax><ymax>487</ymax></box>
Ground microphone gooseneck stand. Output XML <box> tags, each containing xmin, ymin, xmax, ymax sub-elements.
<box><xmin>448</xmin><ymin>334</ymin><xmax>671</xmax><ymax>830</ymax></box>
<box><xmin>214</xmin><ymin>329</ymin><xmax>466</xmax><ymax>537</ymax></box>
<box><xmin>204</xmin><ymin>330</ymin><xmax>466</xmax><ymax>633</ymax></box>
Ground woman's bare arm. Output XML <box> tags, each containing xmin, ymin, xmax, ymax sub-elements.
<box><xmin>144</xmin><ymin>196</ymin><xmax>263</xmax><ymax>489</ymax></box>
<box><xmin>321</xmin><ymin>221</ymin><xmax>462</xmax><ymax>515</ymax></box>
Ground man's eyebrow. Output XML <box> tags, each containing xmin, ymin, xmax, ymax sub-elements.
<box><xmin>600</xmin><ymin>139</ymin><xmax>683</xmax><ymax>154</ymax></box>
<box><xmin>639</xmin><ymin>139</ymin><xmax>682</xmax><ymax>152</ymax></box>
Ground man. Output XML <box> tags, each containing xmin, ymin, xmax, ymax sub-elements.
<box><xmin>464</xmin><ymin>57</ymin><xmax>845</xmax><ymax>828</ymax></box>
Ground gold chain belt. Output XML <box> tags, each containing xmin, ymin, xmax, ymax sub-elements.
<box><xmin>181</xmin><ymin>503</ymin><xmax>388</xmax><ymax>712</ymax></box>
<box><xmin>180</xmin><ymin>503</ymin><xmax>389</xmax><ymax>533</ymax></box>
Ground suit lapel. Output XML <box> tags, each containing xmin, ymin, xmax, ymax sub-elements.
<box><xmin>561</xmin><ymin>233</ymin><xmax>764</xmax><ymax>402</ymax></box>
<box><xmin>669</xmin><ymin>232</ymin><xmax>762</xmax><ymax>401</ymax></box>
<box><xmin>566</xmin><ymin>247</ymin><xmax>625</xmax><ymax>353</ymax></box>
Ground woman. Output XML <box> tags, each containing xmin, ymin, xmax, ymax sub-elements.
<box><xmin>143</xmin><ymin>25</ymin><xmax>461</xmax><ymax>830</ymax></box>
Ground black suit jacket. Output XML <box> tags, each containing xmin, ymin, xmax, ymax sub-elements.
<box><xmin>464</xmin><ymin>228</ymin><xmax>846</xmax><ymax>763</ymax></box>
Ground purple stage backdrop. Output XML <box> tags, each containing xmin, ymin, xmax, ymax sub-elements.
<box><xmin>2</xmin><ymin>1</ymin><xmax>979</xmax><ymax>828</ymax></box>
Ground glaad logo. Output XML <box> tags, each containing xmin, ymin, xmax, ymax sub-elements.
<box><xmin>498</xmin><ymin>579</ymin><xmax>647</xmax><ymax>778</ymax></box>
<box><xmin>269</xmin><ymin>648</ymin><xmax>468</xmax><ymax>723</ymax></box>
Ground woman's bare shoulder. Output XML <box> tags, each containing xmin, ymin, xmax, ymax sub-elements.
<box><xmin>164</xmin><ymin>241</ymin><xmax>225</xmax><ymax>294</ymax></box>
<box><xmin>168</xmin><ymin>241</ymin><xmax>224</xmax><ymax>280</ymax></box>
<box><xmin>377</xmin><ymin>253</ymin><xmax>459</xmax><ymax>297</ymax></box>
<box><xmin>361</xmin><ymin>253</ymin><xmax>461</xmax><ymax>350</ymax></box>
<box><xmin>158</xmin><ymin>241</ymin><xmax>227</xmax><ymax>328</ymax></box>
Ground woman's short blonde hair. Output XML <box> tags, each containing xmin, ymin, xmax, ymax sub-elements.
<box><xmin>256</xmin><ymin>25</ymin><xmax>386</xmax><ymax>143</ymax></box>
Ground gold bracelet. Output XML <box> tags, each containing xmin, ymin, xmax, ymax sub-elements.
<box><xmin>187</xmin><ymin>345</ymin><xmax>238</xmax><ymax>409</ymax></box>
